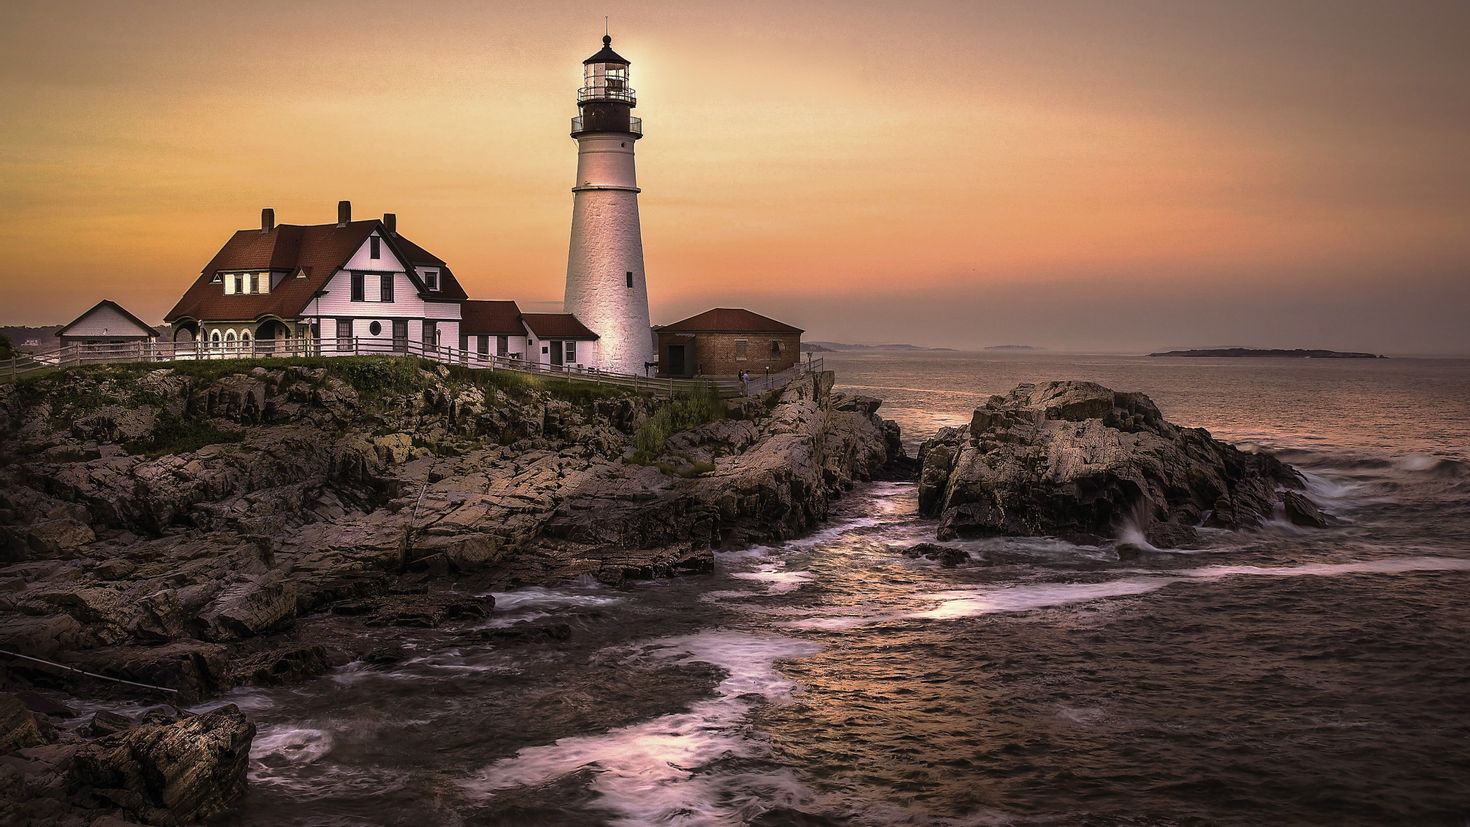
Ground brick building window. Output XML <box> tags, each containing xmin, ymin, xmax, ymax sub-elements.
<box><xmin>735</xmin><ymin>339</ymin><xmax>748</xmax><ymax>360</ymax></box>
<box><xmin>770</xmin><ymin>340</ymin><xmax>782</xmax><ymax>356</ymax></box>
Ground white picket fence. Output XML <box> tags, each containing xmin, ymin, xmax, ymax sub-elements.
<box><xmin>1</xmin><ymin>337</ymin><xmax>822</xmax><ymax>399</ymax></box>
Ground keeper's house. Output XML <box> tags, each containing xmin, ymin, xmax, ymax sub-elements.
<box><xmin>164</xmin><ymin>202</ymin><xmax>467</xmax><ymax>354</ymax></box>
<box><xmin>654</xmin><ymin>308</ymin><xmax>802</xmax><ymax>378</ymax></box>
<box><xmin>56</xmin><ymin>299</ymin><xmax>159</xmax><ymax>351</ymax></box>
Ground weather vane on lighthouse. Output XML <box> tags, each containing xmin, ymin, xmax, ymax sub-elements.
<box><xmin>562</xmin><ymin>26</ymin><xmax>654</xmax><ymax>375</ymax></box>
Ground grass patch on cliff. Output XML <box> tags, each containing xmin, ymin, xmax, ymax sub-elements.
<box><xmin>442</xmin><ymin>363</ymin><xmax>640</xmax><ymax>406</ymax></box>
<box><xmin>123</xmin><ymin>412</ymin><xmax>243</xmax><ymax>457</ymax></box>
<box><xmin>631</xmin><ymin>382</ymin><xmax>726</xmax><ymax>464</ymax></box>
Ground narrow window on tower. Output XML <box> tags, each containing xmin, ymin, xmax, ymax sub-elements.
<box><xmin>626</xmin><ymin>271</ymin><xmax>633</xmax><ymax>289</ymax></box>
<box><xmin>370</xmin><ymin>237</ymin><xmax>381</xmax><ymax>259</ymax></box>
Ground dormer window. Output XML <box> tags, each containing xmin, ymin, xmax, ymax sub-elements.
<box><xmin>424</xmin><ymin>270</ymin><xmax>440</xmax><ymax>291</ymax></box>
<box><xmin>370</xmin><ymin>237</ymin><xmax>381</xmax><ymax>259</ymax></box>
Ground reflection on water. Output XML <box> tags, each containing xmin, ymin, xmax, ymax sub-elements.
<box><xmin>213</xmin><ymin>351</ymin><xmax>1470</xmax><ymax>826</ymax></box>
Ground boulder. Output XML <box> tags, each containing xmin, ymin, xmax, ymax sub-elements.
<box><xmin>899</xmin><ymin>542</ymin><xmax>969</xmax><ymax>567</ymax></box>
<box><xmin>919</xmin><ymin>381</ymin><xmax>1312</xmax><ymax>546</ymax></box>
<box><xmin>67</xmin><ymin>641</ymin><xmax>230</xmax><ymax>701</ymax></box>
<box><xmin>85</xmin><ymin>710</ymin><xmax>135</xmax><ymax>738</ymax></box>
<box><xmin>1</xmin><ymin>692</ymin><xmax>55</xmax><ymax>753</ymax></box>
<box><xmin>25</xmin><ymin>518</ymin><xmax>97</xmax><ymax>558</ymax></box>
<box><xmin>1283</xmin><ymin>489</ymin><xmax>1330</xmax><ymax>528</ymax></box>
<box><xmin>197</xmin><ymin>574</ymin><xmax>298</xmax><ymax>641</ymax></box>
<box><xmin>231</xmin><ymin>644</ymin><xmax>333</xmax><ymax>687</ymax></box>
<box><xmin>68</xmin><ymin>704</ymin><xmax>254</xmax><ymax>824</ymax></box>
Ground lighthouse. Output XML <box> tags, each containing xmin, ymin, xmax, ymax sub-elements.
<box><xmin>563</xmin><ymin>33</ymin><xmax>654</xmax><ymax>375</ymax></box>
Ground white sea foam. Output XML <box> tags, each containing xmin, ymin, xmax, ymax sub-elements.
<box><xmin>730</xmin><ymin>566</ymin><xmax>816</xmax><ymax>596</ymax></box>
<box><xmin>1393</xmin><ymin>453</ymin><xmax>1449</xmax><ymax>472</ymax></box>
<box><xmin>786</xmin><ymin>556</ymin><xmax>1470</xmax><ymax>632</ymax></box>
<box><xmin>910</xmin><ymin>578</ymin><xmax>1173</xmax><ymax>620</ymax></box>
<box><xmin>1181</xmin><ymin>556</ymin><xmax>1470</xmax><ymax>580</ymax></box>
<box><xmin>487</xmin><ymin>586</ymin><xmax>621</xmax><ymax>613</ymax></box>
<box><xmin>252</xmin><ymin>724</ymin><xmax>333</xmax><ymax>768</ymax></box>
<box><xmin>458</xmin><ymin>631</ymin><xmax>821</xmax><ymax>825</ymax></box>
<box><xmin>1301</xmin><ymin>469</ymin><xmax>1361</xmax><ymax>503</ymax></box>
<box><xmin>248</xmin><ymin>723</ymin><xmax>411</xmax><ymax>800</ymax></box>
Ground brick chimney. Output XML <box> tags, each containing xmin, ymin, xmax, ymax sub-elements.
<box><xmin>261</xmin><ymin>208</ymin><xmax>275</xmax><ymax>233</ymax></box>
<box><xmin>383</xmin><ymin>212</ymin><xmax>397</xmax><ymax>236</ymax></box>
<box><xmin>337</xmin><ymin>200</ymin><xmax>351</xmax><ymax>227</ymax></box>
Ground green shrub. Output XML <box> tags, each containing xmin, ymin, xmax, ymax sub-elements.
<box><xmin>631</xmin><ymin>382</ymin><xmax>725</xmax><ymax>463</ymax></box>
<box><xmin>333</xmin><ymin>358</ymin><xmax>426</xmax><ymax>397</ymax></box>
<box><xmin>633</xmin><ymin>408</ymin><xmax>672</xmax><ymax>462</ymax></box>
<box><xmin>123</xmin><ymin>412</ymin><xmax>243</xmax><ymax>457</ymax></box>
<box><xmin>0</xmin><ymin>333</ymin><xmax>15</xmax><ymax>361</ymax></box>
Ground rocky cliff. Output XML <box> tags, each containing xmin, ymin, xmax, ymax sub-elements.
<box><xmin>0</xmin><ymin>359</ymin><xmax>899</xmax><ymax>823</ymax></box>
<box><xmin>0</xmin><ymin>362</ymin><xmax>897</xmax><ymax>691</ymax></box>
<box><xmin>917</xmin><ymin>380</ymin><xmax>1325</xmax><ymax>547</ymax></box>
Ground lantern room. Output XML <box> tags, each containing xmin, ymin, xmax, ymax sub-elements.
<box><xmin>579</xmin><ymin>35</ymin><xmax>635</xmax><ymax>104</ymax></box>
<box><xmin>572</xmin><ymin>34</ymin><xmax>642</xmax><ymax>138</ymax></box>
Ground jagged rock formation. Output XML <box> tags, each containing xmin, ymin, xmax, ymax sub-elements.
<box><xmin>0</xmin><ymin>362</ymin><xmax>898</xmax><ymax>694</ymax></box>
<box><xmin>917</xmin><ymin>381</ymin><xmax>1319</xmax><ymax>546</ymax></box>
<box><xmin>0</xmin><ymin>694</ymin><xmax>253</xmax><ymax>825</ymax></box>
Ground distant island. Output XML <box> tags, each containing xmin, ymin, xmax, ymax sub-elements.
<box><xmin>985</xmin><ymin>345</ymin><xmax>1044</xmax><ymax>351</ymax></box>
<box><xmin>803</xmin><ymin>341</ymin><xmax>955</xmax><ymax>353</ymax></box>
<box><xmin>1149</xmin><ymin>348</ymin><xmax>1387</xmax><ymax>359</ymax></box>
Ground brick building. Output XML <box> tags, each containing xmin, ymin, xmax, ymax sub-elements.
<box><xmin>655</xmin><ymin>308</ymin><xmax>802</xmax><ymax>378</ymax></box>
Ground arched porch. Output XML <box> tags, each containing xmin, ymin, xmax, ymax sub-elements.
<box><xmin>255</xmin><ymin>317</ymin><xmax>291</xmax><ymax>354</ymax></box>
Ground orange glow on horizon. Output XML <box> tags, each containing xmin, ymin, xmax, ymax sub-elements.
<box><xmin>2</xmin><ymin>1</ymin><xmax>1467</xmax><ymax>353</ymax></box>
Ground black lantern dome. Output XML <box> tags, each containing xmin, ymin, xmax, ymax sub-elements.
<box><xmin>572</xmin><ymin>34</ymin><xmax>641</xmax><ymax>138</ymax></box>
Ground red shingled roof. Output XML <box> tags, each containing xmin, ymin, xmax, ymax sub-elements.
<box><xmin>165</xmin><ymin>219</ymin><xmax>462</xmax><ymax>323</ymax></box>
<box><xmin>522</xmin><ymin>313</ymin><xmax>599</xmax><ymax>340</ymax></box>
<box><xmin>461</xmin><ymin>300</ymin><xmax>524</xmax><ymax>335</ymax></box>
<box><xmin>656</xmin><ymin>308</ymin><xmax>803</xmax><ymax>334</ymax></box>
<box><xmin>392</xmin><ymin>233</ymin><xmax>469</xmax><ymax>301</ymax></box>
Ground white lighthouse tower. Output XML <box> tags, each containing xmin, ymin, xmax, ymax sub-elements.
<box><xmin>563</xmin><ymin>33</ymin><xmax>654</xmax><ymax>375</ymax></box>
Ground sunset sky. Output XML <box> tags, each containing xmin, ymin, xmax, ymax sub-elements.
<box><xmin>2</xmin><ymin>0</ymin><xmax>1467</xmax><ymax>353</ymax></box>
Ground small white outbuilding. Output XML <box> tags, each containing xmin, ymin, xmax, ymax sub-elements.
<box><xmin>55</xmin><ymin>299</ymin><xmax>159</xmax><ymax>352</ymax></box>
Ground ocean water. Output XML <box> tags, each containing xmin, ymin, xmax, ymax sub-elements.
<box><xmin>214</xmin><ymin>351</ymin><xmax>1470</xmax><ymax>826</ymax></box>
